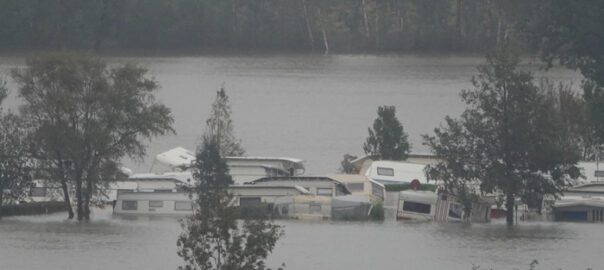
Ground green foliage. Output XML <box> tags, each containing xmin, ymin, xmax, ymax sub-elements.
<box><xmin>549</xmin><ymin>81</ymin><xmax>598</xmax><ymax>160</ymax></box>
<box><xmin>0</xmin><ymin>201</ymin><xmax>67</xmax><ymax>217</ymax></box>
<box><xmin>583</xmin><ymin>81</ymin><xmax>604</xmax><ymax>147</ymax></box>
<box><xmin>0</xmin><ymin>85</ymin><xmax>32</xmax><ymax>217</ymax></box>
<box><xmin>384</xmin><ymin>183</ymin><xmax>438</xmax><ymax>192</ymax></box>
<box><xmin>203</xmin><ymin>87</ymin><xmax>245</xmax><ymax>157</ymax></box>
<box><xmin>13</xmin><ymin>53</ymin><xmax>174</xmax><ymax>220</ymax></box>
<box><xmin>177</xmin><ymin>139</ymin><xmax>283</xmax><ymax>270</ymax></box>
<box><xmin>423</xmin><ymin>46</ymin><xmax>581</xmax><ymax>225</ymax></box>
<box><xmin>368</xmin><ymin>203</ymin><xmax>384</xmax><ymax>221</ymax></box>
<box><xmin>0</xmin><ymin>0</ymin><xmax>538</xmax><ymax>53</ymax></box>
<box><xmin>529</xmin><ymin>1</ymin><xmax>604</xmax><ymax>86</ymax></box>
<box><xmin>529</xmin><ymin>1</ymin><xmax>604</xmax><ymax>147</ymax></box>
<box><xmin>363</xmin><ymin>106</ymin><xmax>410</xmax><ymax>161</ymax></box>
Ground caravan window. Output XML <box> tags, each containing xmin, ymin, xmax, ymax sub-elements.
<box><xmin>377</xmin><ymin>167</ymin><xmax>394</xmax><ymax>176</ymax></box>
<box><xmin>402</xmin><ymin>201</ymin><xmax>431</xmax><ymax>214</ymax></box>
<box><xmin>240</xmin><ymin>197</ymin><xmax>261</xmax><ymax>207</ymax></box>
<box><xmin>149</xmin><ymin>200</ymin><xmax>164</xmax><ymax>208</ymax></box>
<box><xmin>317</xmin><ymin>188</ymin><xmax>333</xmax><ymax>196</ymax></box>
<box><xmin>174</xmin><ymin>201</ymin><xmax>193</xmax><ymax>211</ymax></box>
<box><xmin>122</xmin><ymin>200</ymin><xmax>138</xmax><ymax>211</ymax></box>
<box><xmin>347</xmin><ymin>183</ymin><xmax>364</xmax><ymax>192</ymax></box>
<box><xmin>371</xmin><ymin>183</ymin><xmax>384</xmax><ymax>199</ymax></box>
<box><xmin>309</xmin><ymin>202</ymin><xmax>322</xmax><ymax>213</ymax></box>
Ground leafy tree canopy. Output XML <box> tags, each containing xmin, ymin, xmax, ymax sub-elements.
<box><xmin>423</xmin><ymin>46</ymin><xmax>581</xmax><ymax>225</ymax></box>
<box><xmin>0</xmin><ymin>80</ymin><xmax>32</xmax><ymax>217</ymax></box>
<box><xmin>13</xmin><ymin>53</ymin><xmax>174</xmax><ymax>220</ymax></box>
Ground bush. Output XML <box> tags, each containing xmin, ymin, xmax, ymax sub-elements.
<box><xmin>369</xmin><ymin>203</ymin><xmax>384</xmax><ymax>221</ymax></box>
<box><xmin>0</xmin><ymin>201</ymin><xmax>67</xmax><ymax>217</ymax></box>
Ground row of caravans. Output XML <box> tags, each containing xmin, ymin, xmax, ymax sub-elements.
<box><xmin>113</xmin><ymin>175</ymin><xmax>386</xmax><ymax>220</ymax></box>
<box><xmin>28</xmin><ymin>147</ymin><xmax>604</xmax><ymax>223</ymax></box>
<box><xmin>112</xmin><ymin>147</ymin><xmax>387</xmax><ymax>220</ymax></box>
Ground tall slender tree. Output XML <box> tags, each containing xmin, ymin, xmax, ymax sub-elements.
<box><xmin>177</xmin><ymin>138</ymin><xmax>283</xmax><ymax>270</ymax></box>
<box><xmin>363</xmin><ymin>106</ymin><xmax>410</xmax><ymax>160</ymax></box>
<box><xmin>203</xmin><ymin>87</ymin><xmax>245</xmax><ymax>157</ymax></box>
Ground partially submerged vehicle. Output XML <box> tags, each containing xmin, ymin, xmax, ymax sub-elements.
<box><xmin>396</xmin><ymin>189</ymin><xmax>438</xmax><ymax>221</ymax></box>
<box><xmin>113</xmin><ymin>192</ymin><xmax>193</xmax><ymax>216</ymax></box>
<box><xmin>395</xmin><ymin>180</ymin><xmax>492</xmax><ymax>222</ymax></box>
<box><xmin>552</xmin><ymin>182</ymin><xmax>604</xmax><ymax>222</ymax></box>
<box><xmin>273</xmin><ymin>195</ymin><xmax>332</xmax><ymax>220</ymax></box>
<box><xmin>331</xmin><ymin>195</ymin><xmax>373</xmax><ymax>220</ymax></box>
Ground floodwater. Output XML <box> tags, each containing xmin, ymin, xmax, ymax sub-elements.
<box><xmin>0</xmin><ymin>208</ymin><xmax>601</xmax><ymax>270</ymax></box>
<box><xmin>0</xmin><ymin>54</ymin><xmax>591</xmax><ymax>270</ymax></box>
<box><xmin>0</xmin><ymin>54</ymin><xmax>581</xmax><ymax>174</ymax></box>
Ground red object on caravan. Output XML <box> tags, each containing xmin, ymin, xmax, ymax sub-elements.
<box><xmin>410</xmin><ymin>179</ymin><xmax>421</xmax><ymax>190</ymax></box>
<box><xmin>397</xmin><ymin>216</ymin><xmax>410</xmax><ymax>221</ymax></box>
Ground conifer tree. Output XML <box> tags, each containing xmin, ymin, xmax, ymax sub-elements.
<box><xmin>177</xmin><ymin>138</ymin><xmax>283</xmax><ymax>270</ymax></box>
<box><xmin>203</xmin><ymin>87</ymin><xmax>245</xmax><ymax>157</ymax></box>
<box><xmin>363</xmin><ymin>106</ymin><xmax>410</xmax><ymax>160</ymax></box>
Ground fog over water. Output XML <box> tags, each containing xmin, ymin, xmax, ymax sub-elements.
<box><xmin>0</xmin><ymin>55</ymin><xmax>591</xmax><ymax>270</ymax></box>
<box><xmin>0</xmin><ymin>54</ymin><xmax>581</xmax><ymax>175</ymax></box>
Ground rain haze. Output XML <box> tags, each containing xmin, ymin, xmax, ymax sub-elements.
<box><xmin>0</xmin><ymin>2</ymin><xmax>602</xmax><ymax>270</ymax></box>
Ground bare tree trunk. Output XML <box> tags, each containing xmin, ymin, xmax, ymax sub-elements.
<box><xmin>317</xmin><ymin>8</ymin><xmax>329</xmax><ymax>55</ymax></box>
<box><xmin>0</xmin><ymin>190</ymin><xmax>4</xmax><ymax>218</ymax></box>
<box><xmin>361</xmin><ymin>0</ymin><xmax>370</xmax><ymax>37</ymax></box>
<box><xmin>374</xmin><ymin>1</ymin><xmax>380</xmax><ymax>50</ymax></box>
<box><xmin>505</xmin><ymin>192</ymin><xmax>514</xmax><ymax>225</ymax></box>
<box><xmin>397</xmin><ymin>7</ymin><xmax>403</xmax><ymax>33</ymax></box>
<box><xmin>83</xmin><ymin>180</ymin><xmax>91</xmax><ymax>220</ymax></box>
<box><xmin>496</xmin><ymin>3</ymin><xmax>503</xmax><ymax>46</ymax></box>
<box><xmin>56</xmin><ymin>155</ymin><xmax>74</xmax><ymax>219</ymax></box>
<box><xmin>456</xmin><ymin>0</ymin><xmax>464</xmax><ymax>40</ymax></box>
<box><xmin>75</xmin><ymin>172</ymin><xmax>84</xmax><ymax>221</ymax></box>
<box><xmin>301</xmin><ymin>0</ymin><xmax>315</xmax><ymax>52</ymax></box>
<box><xmin>321</xmin><ymin>27</ymin><xmax>329</xmax><ymax>55</ymax></box>
<box><xmin>60</xmin><ymin>178</ymin><xmax>74</xmax><ymax>219</ymax></box>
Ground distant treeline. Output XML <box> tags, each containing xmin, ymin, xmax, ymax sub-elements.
<box><xmin>0</xmin><ymin>0</ymin><xmax>541</xmax><ymax>54</ymax></box>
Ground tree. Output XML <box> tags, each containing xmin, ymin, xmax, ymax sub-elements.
<box><xmin>339</xmin><ymin>154</ymin><xmax>359</xmax><ymax>174</ymax></box>
<box><xmin>423</xmin><ymin>46</ymin><xmax>581</xmax><ymax>225</ymax></box>
<box><xmin>13</xmin><ymin>53</ymin><xmax>174</xmax><ymax>220</ymax></box>
<box><xmin>529</xmin><ymin>1</ymin><xmax>604</xmax><ymax>147</ymax></box>
<box><xmin>177</xmin><ymin>138</ymin><xmax>283</xmax><ymax>270</ymax></box>
<box><xmin>363</xmin><ymin>106</ymin><xmax>410</xmax><ymax>160</ymax></box>
<box><xmin>0</xmin><ymin>81</ymin><xmax>32</xmax><ymax>218</ymax></box>
<box><xmin>203</xmin><ymin>87</ymin><xmax>245</xmax><ymax>157</ymax></box>
<box><xmin>543</xmin><ymin>80</ymin><xmax>597</xmax><ymax>160</ymax></box>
